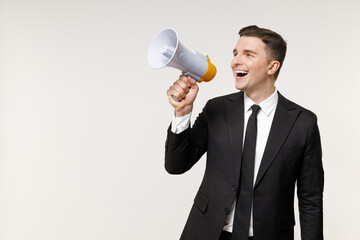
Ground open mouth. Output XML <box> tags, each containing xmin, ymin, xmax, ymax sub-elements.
<box><xmin>236</xmin><ymin>70</ymin><xmax>248</xmax><ymax>77</ymax></box>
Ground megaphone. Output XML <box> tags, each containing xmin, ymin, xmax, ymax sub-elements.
<box><xmin>148</xmin><ymin>29</ymin><xmax>217</xmax><ymax>83</ymax></box>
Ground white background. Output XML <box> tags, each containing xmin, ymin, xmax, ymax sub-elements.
<box><xmin>1</xmin><ymin>0</ymin><xmax>359</xmax><ymax>239</ymax></box>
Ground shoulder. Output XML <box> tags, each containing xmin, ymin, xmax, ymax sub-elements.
<box><xmin>278</xmin><ymin>92</ymin><xmax>318</xmax><ymax>123</ymax></box>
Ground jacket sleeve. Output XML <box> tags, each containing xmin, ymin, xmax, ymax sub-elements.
<box><xmin>164</xmin><ymin>102</ymin><xmax>209</xmax><ymax>174</ymax></box>
<box><xmin>297</xmin><ymin>115</ymin><xmax>324</xmax><ymax>240</ymax></box>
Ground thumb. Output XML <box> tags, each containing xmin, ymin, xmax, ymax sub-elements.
<box><xmin>187</xmin><ymin>76</ymin><xmax>198</xmax><ymax>88</ymax></box>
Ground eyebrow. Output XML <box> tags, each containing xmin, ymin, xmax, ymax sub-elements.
<box><xmin>233</xmin><ymin>49</ymin><xmax>257</xmax><ymax>54</ymax></box>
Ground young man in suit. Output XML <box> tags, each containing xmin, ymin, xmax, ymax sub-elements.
<box><xmin>165</xmin><ymin>25</ymin><xmax>324</xmax><ymax>240</ymax></box>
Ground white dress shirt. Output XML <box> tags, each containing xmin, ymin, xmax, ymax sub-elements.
<box><xmin>171</xmin><ymin>90</ymin><xmax>279</xmax><ymax>236</ymax></box>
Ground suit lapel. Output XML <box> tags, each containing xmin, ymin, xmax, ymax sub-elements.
<box><xmin>254</xmin><ymin>93</ymin><xmax>301</xmax><ymax>188</ymax></box>
<box><xmin>225</xmin><ymin>92</ymin><xmax>245</xmax><ymax>177</ymax></box>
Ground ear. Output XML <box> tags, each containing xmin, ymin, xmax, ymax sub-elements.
<box><xmin>267</xmin><ymin>61</ymin><xmax>280</xmax><ymax>76</ymax></box>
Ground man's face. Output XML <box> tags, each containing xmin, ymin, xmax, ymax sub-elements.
<box><xmin>231</xmin><ymin>36</ymin><xmax>273</xmax><ymax>94</ymax></box>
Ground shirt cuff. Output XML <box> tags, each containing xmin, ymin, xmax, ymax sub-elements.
<box><xmin>171</xmin><ymin>112</ymin><xmax>191</xmax><ymax>134</ymax></box>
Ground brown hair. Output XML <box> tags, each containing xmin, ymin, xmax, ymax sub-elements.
<box><xmin>239</xmin><ymin>25</ymin><xmax>287</xmax><ymax>79</ymax></box>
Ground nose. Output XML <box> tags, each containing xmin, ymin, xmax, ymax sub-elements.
<box><xmin>231</xmin><ymin>54</ymin><xmax>243</xmax><ymax>68</ymax></box>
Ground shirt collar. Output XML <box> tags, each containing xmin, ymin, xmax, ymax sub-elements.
<box><xmin>244</xmin><ymin>88</ymin><xmax>278</xmax><ymax>117</ymax></box>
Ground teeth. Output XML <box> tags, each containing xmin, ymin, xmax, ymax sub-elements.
<box><xmin>235</xmin><ymin>70</ymin><xmax>248</xmax><ymax>77</ymax></box>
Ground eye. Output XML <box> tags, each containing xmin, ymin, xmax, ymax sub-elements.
<box><xmin>246</xmin><ymin>53</ymin><xmax>253</xmax><ymax>57</ymax></box>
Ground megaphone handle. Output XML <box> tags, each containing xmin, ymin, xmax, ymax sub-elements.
<box><xmin>182</xmin><ymin>72</ymin><xmax>200</xmax><ymax>82</ymax></box>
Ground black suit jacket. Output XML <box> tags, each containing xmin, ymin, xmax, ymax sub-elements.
<box><xmin>165</xmin><ymin>91</ymin><xmax>324</xmax><ymax>240</ymax></box>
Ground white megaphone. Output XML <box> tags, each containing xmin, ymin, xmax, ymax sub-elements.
<box><xmin>148</xmin><ymin>29</ymin><xmax>217</xmax><ymax>84</ymax></box>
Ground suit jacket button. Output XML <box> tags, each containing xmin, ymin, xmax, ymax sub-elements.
<box><xmin>232</xmin><ymin>185</ymin><xmax>238</xmax><ymax>191</ymax></box>
<box><xmin>224</xmin><ymin>208</ymin><xmax>230</xmax><ymax>215</ymax></box>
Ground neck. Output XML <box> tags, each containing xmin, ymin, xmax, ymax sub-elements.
<box><xmin>245</xmin><ymin>85</ymin><xmax>276</xmax><ymax>104</ymax></box>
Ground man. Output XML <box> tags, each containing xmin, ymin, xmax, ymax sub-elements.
<box><xmin>165</xmin><ymin>25</ymin><xmax>324</xmax><ymax>240</ymax></box>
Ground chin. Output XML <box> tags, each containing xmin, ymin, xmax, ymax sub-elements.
<box><xmin>235</xmin><ymin>81</ymin><xmax>246</xmax><ymax>91</ymax></box>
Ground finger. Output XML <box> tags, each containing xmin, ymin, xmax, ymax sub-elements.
<box><xmin>179</xmin><ymin>75</ymin><xmax>187</xmax><ymax>82</ymax></box>
<box><xmin>180</xmin><ymin>75</ymin><xmax>194</xmax><ymax>88</ymax></box>
<box><xmin>171</xmin><ymin>84</ymin><xmax>187</xmax><ymax>99</ymax></box>
<box><xmin>187</xmin><ymin>76</ymin><xmax>197</xmax><ymax>86</ymax></box>
<box><xmin>175</xmin><ymin>78</ymin><xmax>189</xmax><ymax>92</ymax></box>
<box><xmin>169</xmin><ymin>79</ymin><xmax>189</xmax><ymax>96</ymax></box>
<box><xmin>185</xmin><ymin>77</ymin><xmax>198</xmax><ymax>92</ymax></box>
<box><xmin>168</xmin><ymin>93</ymin><xmax>180</xmax><ymax>104</ymax></box>
<box><xmin>167</xmin><ymin>88</ymin><xmax>183</xmax><ymax>102</ymax></box>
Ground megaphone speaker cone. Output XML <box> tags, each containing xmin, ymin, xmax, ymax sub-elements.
<box><xmin>147</xmin><ymin>29</ymin><xmax>179</xmax><ymax>69</ymax></box>
<box><xmin>148</xmin><ymin>28</ymin><xmax>217</xmax><ymax>83</ymax></box>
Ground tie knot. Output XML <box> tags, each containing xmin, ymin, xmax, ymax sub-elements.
<box><xmin>251</xmin><ymin>104</ymin><xmax>261</xmax><ymax>114</ymax></box>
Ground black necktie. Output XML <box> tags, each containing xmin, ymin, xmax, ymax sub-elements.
<box><xmin>232</xmin><ymin>104</ymin><xmax>261</xmax><ymax>240</ymax></box>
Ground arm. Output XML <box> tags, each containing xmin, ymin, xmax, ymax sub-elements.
<box><xmin>165</xmin><ymin>107</ymin><xmax>208</xmax><ymax>174</ymax></box>
<box><xmin>164</xmin><ymin>75</ymin><xmax>207</xmax><ymax>174</ymax></box>
<box><xmin>297</xmin><ymin>115</ymin><xmax>324</xmax><ymax>240</ymax></box>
